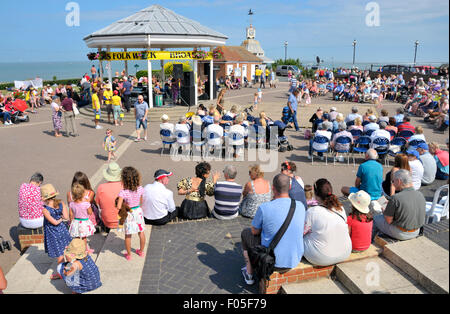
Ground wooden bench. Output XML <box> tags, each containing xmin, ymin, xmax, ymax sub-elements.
<box><xmin>260</xmin><ymin>244</ymin><xmax>383</xmax><ymax>294</ymax></box>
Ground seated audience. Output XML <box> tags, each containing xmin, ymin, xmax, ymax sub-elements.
<box><xmin>95</xmin><ymin>163</ymin><xmax>123</xmax><ymax>230</ymax></box>
<box><xmin>280</xmin><ymin>161</ymin><xmax>307</xmax><ymax>209</ymax></box>
<box><xmin>239</xmin><ymin>165</ymin><xmax>272</xmax><ymax>219</ymax></box>
<box><xmin>416</xmin><ymin>143</ymin><xmax>437</xmax><ymax>186</ymax></box>
<box><xmin>382</xmin><ymin>154</ymin><xmax>411</xmax><ymax>196</ymax></box>
<box><xmin>347</xmin><ymin>190</ymin><xmax>373</xmax><ymax>253</ymax></box>
<box><xmin>142</xmin><ymin>170</ymin><xmax>177</xmax><ymax>226</ymax></box>
<box><xmin>308</xmin><ymin>123</ymin><xmax>332</xmax><ymax>160</ymax></box>
<box><xmin>212</xmin><ymin>166</ymin><xmax>243</xmax><ymax>220</ymax></box>
<box><xmin>240</xmin><ymin>174</ymin><xmax>306</xmax><ymax>285</ymax></box>
<box><xmin>18</xmin><ymin>173</ymin><xmax>45</xmax><ymax>229</ymax></box>
<box><xmin>372</xmin><ymin>170</ymin><xmax>426</xmax><ymax>241</ymax></box>
<box><xmin>342</xmin><ymin>149</ymin><xmax>383</xmax><ymax>201</ymax></box>
<box><xmin>385</xmin><ymin>117</ymin><xmax>398</xmax><ymax>140</ymax></box>
<box><xmin>370</xmin><ymin>121</ymin><xmax>391</xmax><ymax>149</ymax></box>
<box><xmin>363</xmin><ymin>115</ymin><xmax>380</xmax><ymax>133</ymax></box>
<box><xmin>303</xmin><ymin>179</ymin><xmax>352</xmax><ymax>266</ymax></box>
<box><xmin>406</xmin><ymin>149</ymin><xmax>424</xmax><ymax>191</ymax></box>
<box><xmin>429</xmin><ymin>142</ymin><xmax>449</xmax><ymax>180</ymax></box>
<box><xmin>397</xmin><ymin>116</ymin><xmax>415</xmax><ymax>134</ymax></box>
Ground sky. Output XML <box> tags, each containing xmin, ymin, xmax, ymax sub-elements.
<box><xmin>1</xmin><ymin>0</ymin><xmax>448</xmax><ymax>65</ymax></box>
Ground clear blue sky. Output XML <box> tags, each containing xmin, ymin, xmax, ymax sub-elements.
<box><xmin>1</xmin><ymin>0</ymin><xmax>448</xmax><ymax>64</ymax></box>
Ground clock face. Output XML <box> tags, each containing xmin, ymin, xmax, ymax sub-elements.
<box><xmin>248</xmin><ymin>28</ymin><xmax>255</xmax><ymax>38</ymax></box>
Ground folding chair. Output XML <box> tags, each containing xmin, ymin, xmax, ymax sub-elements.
<box><xmin>160</xmin><ymin>129</ymin><xmax>176</xmax><ymax>156</ymax></box>
<box><xmin>352</xmin><ymin>136</ymin><xmax>371</xmax><ymax>166</ymax></box>
<box><xmin>398</xmin><ymin>130</ymin><xmax>414</xmax><ymax>140</ymax></box>
<box><xmin>372</xmin><ymin>137</ymin><xmax>390</xmax><ymax>166</ymax></box>
<box><xmin>425</xmin><ymin>184</ymin><xmax>449</xmax><ymax>224</ymax></box>
<box><xmin>311</xmin><ymin>135</ymin><xmax>330</xmax><ymax>165</ymax></box>
<box><xmin>333</xmin><ymin>136</ymin><xmax>352</xmax><ymax>165</ymax></box>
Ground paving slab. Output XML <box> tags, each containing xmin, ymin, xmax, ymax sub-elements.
<box><xmin>281</xmin><ymin>278</ymin><xmax>349</xmax><ymax>294</ymax></box>
<box><xmin>382</xmin><ymin>237</ymin><xmax>449</xmax><ymax>294</ymax></box>
<box><xmin>335</xmin><ymin>256</ymin><xmax>427</xmax><ymax>294</ymax></box>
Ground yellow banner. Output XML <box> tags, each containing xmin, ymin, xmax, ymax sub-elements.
<box><xmin>100</xmin><ymin>51</ymin><xmax>213</xmax><ymax>61</ymax></box>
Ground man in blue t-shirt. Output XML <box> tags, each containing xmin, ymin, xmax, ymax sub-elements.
<box><xmin>240</xmin><ymin>174</ymin><xmax>306</xmax><ymax>286</ymax></box>
<box><xmin>342</xmin><ymin>149</ymin><xmax>383</xmax><ymax>200</ymax></box>
<box><xmin>287</xmin><ymin>89</ymin><xmax>300</xmax><ymax>132</ymax></box>
<box><xmin>122</xmin><ymin>78</ymin><xmax>133</xmax><ymax>112</ymax></box>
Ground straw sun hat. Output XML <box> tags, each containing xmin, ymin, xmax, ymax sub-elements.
<box><xmin>64</xmin><ymin>238</ymin><xmax>88</xmax><ymax>260</ymax></box>
<box><xmin>348</xmin><ymin>190</ymin><xmax>371</xmax><ymax>214</ymax></box>
<box><xmin>40</xmin><ymin>184</ymin><xmax>59</xmax><ymax>201</ymax></box>
<box><xmin>103</xmin><ymin>162</ymin><xmax>122</xmax><ymax>182</ymax></box>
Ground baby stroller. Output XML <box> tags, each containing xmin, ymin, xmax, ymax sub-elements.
<box><xmin>10</xmin><ymin>99</ymin><xmax>30</xmax><ymax>124</ymax></box>
<box><xmin>282</xmin><ymin>106</ymin><xmax>294</xmax><ymax>125</ymax></box>
<box><xmin>243</xmin><ymin>77</ymin><xmax>253</xmax><ymax>88</ymax></box>
<box><xmin>0</xmin><ymin>236</ymin><xmax>12</xmax><ymax>253</ymax></box>
<box><xmin>272</xmin><ymin>120</ymin><xmax>293</xmax><ymax>152</ymax></box>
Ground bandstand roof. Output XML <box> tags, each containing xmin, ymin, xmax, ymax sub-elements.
<box><xmin>83</xmin><ymin>5</ymin><xmax>228</xmax><ymax>49</ymax></box>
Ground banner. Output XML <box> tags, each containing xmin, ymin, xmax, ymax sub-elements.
<box><xmin>14</xmin><ymin>78</ymin><xmax>43</xmax><ymax>90</ymax></box>
<box><xmin>100</xmin><ymin>50</ymin><xmax>213</xmax><ymax>61</ymax></box>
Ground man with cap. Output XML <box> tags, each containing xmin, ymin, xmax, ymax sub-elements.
<box><xmin>142</xmin><ymin>170</ymin><xmax>177</xmax><ymax>226</ymax></box>
<box><xmin>416</xmin><ymin>142</ymin><xmax>436</xmax><ymax>186</ymax></box>
<box><xmin>406</xmin><ymin>148</ymin><xmax>424</xmax><ymax>191</ymax></box>
<box><xmin>95</xmin><ymin>162</ymin><xmax>123</xmax><ymax>230</ymax></box>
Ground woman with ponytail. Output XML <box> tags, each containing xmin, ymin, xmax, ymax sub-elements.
<box><xmin>303</xmin><ymin>179</ymin><xmax>352</xmax><ymax>266</ymax></box>
<box><xmin>177</xmin><ymin>162</ymin><xmax>220</xmax><ymax>220</ymax></box>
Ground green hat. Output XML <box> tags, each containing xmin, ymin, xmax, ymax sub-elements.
<box><xmin>103</xmin><ymin>162</ymin><xmax>122</xmax><ymax>182</ymax></box>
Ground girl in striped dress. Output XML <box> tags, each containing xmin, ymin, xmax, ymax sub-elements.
<box><xmin>116</xmin><ymin>167</ymin><xmax>146</xmax><ymax>260</ymax></box>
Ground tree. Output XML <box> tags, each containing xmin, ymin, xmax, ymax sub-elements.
<box><xmin>271</xmin><ymin>58</ymin><xmax>303</xmax><ymax>70</ymax></box>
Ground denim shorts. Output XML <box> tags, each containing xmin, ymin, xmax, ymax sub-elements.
<box><xmin>136</xmin><ymin>118</ymin><xmax>148</xmax><ymax>130</ymax></box>
<box><xmin>93</xmin><ymin>109</ymin><xmax>101</xmax><ymax>119</ymax></box>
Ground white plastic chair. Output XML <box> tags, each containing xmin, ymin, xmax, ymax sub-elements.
<box><xmin>425</xmin><ymin>184</ymin><xmax>449</xmax><ymax>224</ymax></box>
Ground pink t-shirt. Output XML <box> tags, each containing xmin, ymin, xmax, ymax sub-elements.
<box><xmin>18</xmin><ymin>183</ymin><xmax>43</xmax><ymax>220</ymax></box>
<box><xmin>119</xmin><ymin>186</ymin><xmax>144</xmax><ymax>208</ymax></box>
<box><xmin>70</xmin><ymin>202</ymin><xmax>91</xmax><ymax>219</ymax></box>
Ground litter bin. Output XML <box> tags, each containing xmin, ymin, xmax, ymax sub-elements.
<box><xmin>155</xmin><ymin>94</ymin><xmax>163</xmax><ymax>107</ymax></box>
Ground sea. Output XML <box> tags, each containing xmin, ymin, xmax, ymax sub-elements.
<box><xmin>0</xmin><ymin>60</ymin><xmax>445</xmax><ymax>84</ymax></box>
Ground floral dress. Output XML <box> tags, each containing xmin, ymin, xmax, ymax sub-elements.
<box><xmin>119</xmin><ymin>187</ymin><xmax>145</xmax><ymax>235</ymax></box>
<box><xmin>104</xmin><ymin>135</ymin><xmax>116</xmax><ymax>152</ymax></box>
<box><xmin>177</xmin><ymin>178</ymin><xmax>214</xmax><ymax>220</ymax></box>
<box><xmin>239</xmin><ymin>181</ymin><xmax>272</xmax><ymax>219</ymax></box>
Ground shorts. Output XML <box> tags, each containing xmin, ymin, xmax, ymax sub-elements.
<box><xmin>93</xmin><ymin>109</ymin><xmax>101</xmax><ymax>120</ymax></box>
<box><xmin>113</xmin><ymin>106</ymin><xmax>122</xmax><ymax>121</ymax></box>
<box><xmin>106</xmin><ymin>104</ymin><xmax>113</xmax><ymax>114</ymax></box>
<box><xmin>136</xmin><ymin>118</ymin><xmax>148</xmax><ymax>130</ymax></box>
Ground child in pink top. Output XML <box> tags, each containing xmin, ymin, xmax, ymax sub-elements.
<box><xmin>69</xmin><ymin>184</ymin><xmax>95</xmax><ymax>253</ymax></box>
<box><xmin>116</xmin><ymin>167</ymin><xmax>146</xmax><ymax>261</ymax></box>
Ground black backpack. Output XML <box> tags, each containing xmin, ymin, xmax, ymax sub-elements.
<box><xmin>248</xmin><ymin>199</ymin><xmax>296</xmax><ymax>281</ymax></box>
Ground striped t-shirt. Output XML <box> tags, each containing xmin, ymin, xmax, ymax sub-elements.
<box><xmin>212</xmin><ymin>181</ymin><xmax>243</xmax><ymax>219</ymax></box>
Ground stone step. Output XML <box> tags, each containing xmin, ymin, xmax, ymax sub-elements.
<box><xmin>280</xmin><ymin>277</ymin><xmax>350</xmax><ymax>294</ymax></box>
<box><xmin>335</xmin><ymin>256</ymin><xmax>428</xmax><ymax>294</ymax></box>
<box><xmin>4</xmin><ymin>232</ymin><xmax>107</xmax><ymax>294</ymax></box>
<box><xmin>382</xmin><ymin>236</ymin><xmax>449</xmax><ymax>294</ymax></box>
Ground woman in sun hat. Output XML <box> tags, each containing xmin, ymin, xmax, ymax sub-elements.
<box><xmin>41</xmin><ymin>184</ymin><xmax>72</xmax><ymax>280</ymax></box>
<box><xmin>347</xmin><ymin>190</ymin><xmax>373</xmax><ymax>253</ymax></box>
<box><xmin>95</xmin><ymin>162</ymin><xmax>123</xmax><ymax>230</ymax></box>
<box><xmin>57</xmin><ymin>238</ymin><xmax>102</xmax><ymax>294</ymax></box>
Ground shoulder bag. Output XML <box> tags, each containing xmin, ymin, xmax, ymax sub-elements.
<box><xmin>248</xmin><ymin>199</ymin><xmax>296</xmax><ymax>281</ymax></box>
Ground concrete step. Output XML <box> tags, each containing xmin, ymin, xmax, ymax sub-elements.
<box><xmin>335</xmin><ymin>256</ymin><xmax>428</xmax><ymax>294</ymax></box>
<box><xmin>382</xmin><ymin>236</ymin><xmax>449</xmax><ymax>294</ymax></box>
<box><xmin>280</xmin><ymin>277</ymin><xmax>349</xmax><ymax>294</ymax></box>
<box><xmin>4</xmin><ymin>232</ymin><xmax>108</xmax><ymax>294</ymax></box>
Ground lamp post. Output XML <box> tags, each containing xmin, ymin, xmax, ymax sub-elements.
<box><xmin>414</xmin><ymin>40</ymin><xmax>419</xmax><ymax>66</ymax></box>
<box><xmin>284</xmin><ymin>41</ymin><xmax>288</xmax><ymax>63</ymax></box>
<box><xmin>352</xmin><ymin>40</ymin><xmax>357</xmax><ymax>66</ymax></box>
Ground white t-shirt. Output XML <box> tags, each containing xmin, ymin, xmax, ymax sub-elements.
<box><xmin>205</xmin><ymin>123</ymin><xmax>224</xmax><ymax>146</ymax></box>
<box><xmin>312</xmin><ymin>130</ymin><xmax>332</xmax><ymax>151</ymax></box>
<box><xmin>142</xmin><ymin>182</ymin><xmax>176</xmax><ymax>220</ymax></box>
<box><xmin>409</xmin><ymin>159</ymin><xmax>425</xmax><ymax>191</ymax></box>
<box><xmin>175</xmin><ymin>123</ymin><xmax>191</xmax><ymax>145</ymax></box>
<box><xmin>370</xmin><ymin>129</ymin><xmax>391</xmax><ymax>149</ymax></box>
<box><xmin>228</xmin><ymin>124</ymin><xmax>245</xmax><ymax>145</ymax></box>
<box><xmin>303</xmin><ymin>206</ymin><xmax>352</xmax><ymax>266</ymax></box>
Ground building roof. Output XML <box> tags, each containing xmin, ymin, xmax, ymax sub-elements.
<box><xmin>84</xmin><ymin>5</ymin><xmax>228</xmax><ymax>49</ymax></box>
<box><xmin>216</xmin><ymin>46</ymin><xmax>263</xmax><ymax>63</ymax></box>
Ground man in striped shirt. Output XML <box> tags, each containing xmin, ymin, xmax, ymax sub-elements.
<box><xmin>212</xmin><ymin>166</ymin><xmax>243</xmax><ymax>220</ymax></box>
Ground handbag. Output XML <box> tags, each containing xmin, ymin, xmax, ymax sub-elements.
<box><xmin>248</xmin><ymin>199</ymin><xmax>296</xmax><ymax>281</ymax></box>
<box><xmin>73</xmin><ymin>103</ymin><xmax>80</xmax><ymax>116</ymax></box>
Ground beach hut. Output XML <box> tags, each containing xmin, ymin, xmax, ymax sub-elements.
<box><xmin>83</xmin><ymin>4</ymin><xmax>228</xmax><ymax>108</ymax></box>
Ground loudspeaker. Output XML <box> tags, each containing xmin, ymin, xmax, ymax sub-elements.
<box><xmin>180</xmin><ymin>86</ymin><xmax>195</xmax><ymax>107</ymax></box>
<box><xmin>173</xmin><ymin>64</ymin><xmax>183</xmax><ymax>80</ymax></box>
<box><xmin>183</xmin><ymin>71</ymin><xmax>195</xmax><ymax>87</ymax></box>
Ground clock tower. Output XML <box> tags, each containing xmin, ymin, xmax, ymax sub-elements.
<box><xmin>246</xmin><ymin>25</ymin><xmax>256</xmax><ymax>40</ymax></box>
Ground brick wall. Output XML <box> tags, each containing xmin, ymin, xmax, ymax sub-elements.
<box><xmin>17</xmin><ymin>224</ymin><xmax>44</xmax><ymax>252</ymax></box>
<box><xmin>260</xmin><ymin>264</ymin><xmax>335</xmax><ymax>294</ymax></box>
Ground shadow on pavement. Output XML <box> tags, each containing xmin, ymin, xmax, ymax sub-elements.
<box><xmin>196</xmin><ymin>242</ymin><xmax>259</xmax><ymax>294</ymax></box>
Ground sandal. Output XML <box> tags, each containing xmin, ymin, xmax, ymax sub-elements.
<box><xmin>50</xmin><ymin>273</ymin><xmax>62</xmax><ymax>280</ymax></box>
<box><xmin>136</xmin><ymin>249</ymin><xmax>144</xmax><ymax>257</ymax></box>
